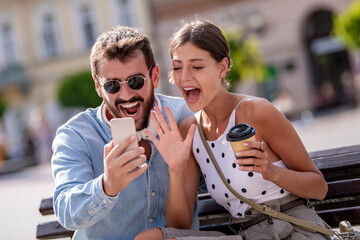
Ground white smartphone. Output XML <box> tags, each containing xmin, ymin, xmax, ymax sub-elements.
<box><xmin>110</xmin><ymin>118</ymin><xmax>138</xmax><ymax>152</ymax></box>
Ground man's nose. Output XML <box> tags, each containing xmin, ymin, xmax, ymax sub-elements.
<box><xmin>118</xmin><ymin>82</ymin><xmax>134</xmax><ymax>100</ymax></box>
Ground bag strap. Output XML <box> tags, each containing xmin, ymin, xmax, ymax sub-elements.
<box><xmin>196</xmin><ymin>110</ymin><xmax>334</xmax><ymax>236</ymax></box>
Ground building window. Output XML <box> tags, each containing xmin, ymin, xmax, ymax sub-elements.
<box><xmin>118</xmin><ymin>0</ymin><xmax>134</xmax><ymax>26</ymax></box>
<box><xmin>1</xmin><ymin>23</ymin><xmax>17</xmax><ymax>66</ymax></box>
<box><xmin>79</xmin><ymin>5</ymin><xmax>95</xmax><ymax>48</ymax></box>
<box><xmin>42</xmin><ymin>14</ymin><xmax>59</xmax><ymax>58</ymax></box>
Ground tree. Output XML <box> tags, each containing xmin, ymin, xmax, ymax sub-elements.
<box><xmin>224</xmin><ymin>29</ymin><xmax>266</xmax><ymax>92</ymax></box>
<box><xmin>57</xmin><ymin>70</ymin><xmax>102</xmax><ymax>108</ymax></box>
<box><xmin>333</xmin><ymin>1</ymin><xmax>360</xmax><ymax>49</ymax></box>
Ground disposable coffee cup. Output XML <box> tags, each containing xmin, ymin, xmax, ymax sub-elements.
<box><xmin>226</xmin><ymin>124</ymin><xmax>256</xmax><ymax>165</ymax></box>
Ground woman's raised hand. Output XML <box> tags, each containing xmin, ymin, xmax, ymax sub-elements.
<box><xmin>144</xmin><ymin>106</ymin><xmax>195</xmax><ymax>171</ymax></box>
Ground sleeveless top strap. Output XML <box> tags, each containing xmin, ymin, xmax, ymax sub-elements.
<box><xmin>195</xmin><ymin>96</ymin><xmax>251</xmax><ymax>125</ymax></box>
<box><xmin>235</xmin><ymin>96</ymin><xmax>251</xmax><ymax>110</ymax></box>
<box><xmin>195</xmin><ymin>111</ymin><xmax>201</xmax><ymax>124</ymax></box>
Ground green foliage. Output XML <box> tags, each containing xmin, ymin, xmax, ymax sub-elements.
<box><xmin>57</xmin><ymin>70</ymin><xmax>102</xmax><ymax>108</ymax></box>
<box><xmin>224</xmin><ymin>30</ymin><xmax>266</xmax><ymax>92</ymax></box>
<box><xmin>0</xmin><ymin>97</ymin><xmax>6</xmax><ymax>118</ymax></box>
<box><xmin>333</xmin><ymin>1</ymin><xmax>360</xmax><ymax>49</ymax></box>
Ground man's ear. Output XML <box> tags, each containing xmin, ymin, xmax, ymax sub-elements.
<box><xmin>219</xmin><ymin>57</ymin><xmax>229</xmax><ymax>79</ymax></box>
<box><xmin>93</xmin><ymin>75</ymin><xmax>102</xmax><ymax>97</ymax></box>
<box><xmin>151</xmin><ymin>65</ymin><xmax>160</xmax><ymax>89</ymax></box>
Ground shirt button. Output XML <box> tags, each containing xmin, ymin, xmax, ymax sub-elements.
<box><xmin>149</xmin><ymin>218</ymin><xmax>153</xmax><ymax>223</ymax></box>
<box><xmin>151</xmin><ymin>191</ymin><xmax>155</xmax><ymax>197</ymax></box>
<box><xmin>102</xmin><ymin>199</ymin><xmax>106</xmax><ymax>204</ymax></box>
<box><xmin>88</xmin><ymin>210</ymin><xmax>92</xmax><ymax>214</ymax></box>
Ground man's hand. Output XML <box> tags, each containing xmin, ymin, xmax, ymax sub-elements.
<box><xmin>103</xmin><ymin>136</ymin><xmax>148</xmax><ymax>197</ymax></box>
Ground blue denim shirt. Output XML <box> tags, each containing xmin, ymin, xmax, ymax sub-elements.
<box><xmin>52</xmin><ymin>94</ymin><xmax>198</xmax><ymax>240</ymax></box>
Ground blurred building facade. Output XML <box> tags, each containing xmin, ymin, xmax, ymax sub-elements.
<box><xmin>0</xmin><ymin>0</ymin><xmax>357</xmax><ymax>158</ymax></box>
<box><xmin>0</xmin><ymin>0</ymin><xmax>155</xmax><ymax>158</ymax></box>
<box><xmin>152</xmin><ymin>0</ymin><xmax>357</xmax><ymax>119</ymax></box>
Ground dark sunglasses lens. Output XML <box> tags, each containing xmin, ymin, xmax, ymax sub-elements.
<box><xmin>104</xmin><ymin>81</ymin><xmax>120</xmax><ymax>94</ymax></box>
<box><xmin>128</xmin><ymin>76</ymin><xmax>145</xmax><ymax>90</ymax></box>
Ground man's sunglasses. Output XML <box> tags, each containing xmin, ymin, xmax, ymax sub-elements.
<box><xmin>97</xmin><ymin>66</ymin><xmax>152</xmax><ymax>94</ymax></box>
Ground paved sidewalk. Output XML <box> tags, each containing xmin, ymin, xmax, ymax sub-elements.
<box><xmin>292</xmin><ymin>107</ymin><xmax>360</xmax><ymax>152</ymax></box>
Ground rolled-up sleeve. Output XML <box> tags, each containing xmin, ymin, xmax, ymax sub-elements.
<box><xmin>52</xmin><ymin>125</ymin><xmax>117</xmax><ymax>229</ymax></box>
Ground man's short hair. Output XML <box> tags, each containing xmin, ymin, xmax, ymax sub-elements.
<box><xmin>90</xmin><ymin>26</ymin><xmax>156</xmax><ymax>77</ymax></box>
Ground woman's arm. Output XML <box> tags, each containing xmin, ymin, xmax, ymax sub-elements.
<box><xmin>235</xmin><ymin>97</ymin><xmax>328</xmax><ymax>200</ymax></box>
<box><xmin>145</xmin><ymin>107</ymin><xmax>200</xmax><ymax>228</ymax></box>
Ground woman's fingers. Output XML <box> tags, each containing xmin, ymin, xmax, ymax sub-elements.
<box><xmin>144</xmin><ymin>128</ymin><xmax>159</xmax><ymax>145</ymax></box>
<box><xmin>150</xmin><ymin>111</ymin><xmax>164</xmax><ymax>137</ymax></box>
<box><xmin>184</xmin><ymin>124</ymin><xmax>196</xmax><ymax>146</ymax></box>
<box><xmin>164</xmin><ymin>106</ymin><xmax>179</xmax><ymax>132</ymax></box>
<box><xmin>154</xmin><ymin>106</ymin><xmax>170</xmax><ymax>132</ymax></box>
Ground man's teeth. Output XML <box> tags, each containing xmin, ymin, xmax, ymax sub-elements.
<box><xmin>184</xmin><ymin>87</ymin><xmax>196</xmax><ymax>91</ymax></box>
<box><xmin>121</xmin><ymin>102</ymin><xmax>138</xmax><ymax>108</ymax></box>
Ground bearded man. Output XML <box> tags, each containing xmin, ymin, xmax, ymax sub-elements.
<box><xmin>51</xmin><ymin>26</ymin><xmax>200</xmax><ymax>240</ymax></box>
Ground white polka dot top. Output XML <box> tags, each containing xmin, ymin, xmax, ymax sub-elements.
<box><xmin>193</xmin><ymin>108</ymin><xmax>290</xmax><ymax>219</ymax></box>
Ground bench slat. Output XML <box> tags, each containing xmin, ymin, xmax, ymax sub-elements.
<box><xmin>326</xmin><ymin>178</ymin><xmax>360</xmax><ymax>198</ymax></box>
<box><xmin>36</xmin><ymin>221</ymin><xmax>74</xmax><ymax>239</ymax></box>
<box><xmin>39</xmin><ymin>198</ymin><xmax>54</xmax><ymax>216</ymax></box>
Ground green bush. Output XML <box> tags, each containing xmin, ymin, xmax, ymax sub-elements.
<box><xmin>57</xmin><ymin>70</ymin><xmax>102</xmax><ymax>108</ymax></box>
<box><xmin>224</xmin><ymin>30</ymin><xmax>266</xmax><ymax>92</ymax></box>
<box><xmin>333</xmin><ymin>1</ymin><xmax>360</xmax><ymax>49</ymax></box>
<box><xmin>0</xmin><ymin>97</ymin><xmax>6</xmax><ymax>118</ymax></box>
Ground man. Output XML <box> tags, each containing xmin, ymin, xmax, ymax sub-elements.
<box><xmin>52</xmin><ymin>26</ymin><xmax>199</xmax><ymax>240</ymax></box>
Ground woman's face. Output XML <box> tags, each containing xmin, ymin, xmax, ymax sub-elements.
<box><xmin>171</xmin><ymin>42</ymin><xmax>228</xmax><ymax>112</ymax></box>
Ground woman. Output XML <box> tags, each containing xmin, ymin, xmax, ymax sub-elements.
<box><xmin>136</xmin><ymin>19</ymin><xmax>329</xmax><ymax>240</ymax></box>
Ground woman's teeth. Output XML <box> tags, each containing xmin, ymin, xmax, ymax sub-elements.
<box><xmin>184</xmin><ymin>87</ymin><xmax>196</xmax><ymax>91</ymax></box>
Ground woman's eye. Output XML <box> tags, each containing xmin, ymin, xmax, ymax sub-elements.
<box><xmin>193</xmin><ymin>66</ymin><xmax>203</xmax><ymax>70</ymax></box>
<box><xmin>173</xmin><ymin>67</ymin><xmax>181</xmax><ymax>71</ymax></box>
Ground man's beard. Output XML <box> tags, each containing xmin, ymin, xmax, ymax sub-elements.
<box><xmin>104</xmin><ymin>90</ymin><xmax>155</xmax><ymax>131</ymax></box>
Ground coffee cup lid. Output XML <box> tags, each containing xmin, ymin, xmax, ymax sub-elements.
<box><xmin>226</xmin><ymin>124</ymin><xmax>256</xmax><ymax>142</ymax></box>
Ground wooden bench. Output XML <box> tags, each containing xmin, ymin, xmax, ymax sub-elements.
<box><xmin>36</xmin><ymin>144</ymin><xmax>360</xmax><ymax>239</ymax></box>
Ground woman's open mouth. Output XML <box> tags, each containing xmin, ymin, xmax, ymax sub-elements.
<box><xmin>183</xmin><ymin>87</ymin><xmax>201</xmax><ymax>103</ymax></box>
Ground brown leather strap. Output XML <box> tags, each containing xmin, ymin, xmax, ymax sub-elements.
<box><xmin>237</xmin><ymin>199</ymin><xmax>306</xmax><ymax>230</ymax></box>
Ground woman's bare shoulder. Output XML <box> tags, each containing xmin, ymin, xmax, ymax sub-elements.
<box><xmin>179</xmin><ymin>115</ymin><xmax>197</xmax><ymax>137</ymax></box>
<box><xmin>235</xmin><ymin>96</ymin><xmax>274</xmax><ymax>120</ymax></box>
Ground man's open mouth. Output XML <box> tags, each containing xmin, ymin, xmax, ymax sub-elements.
<box><xmin>119</xmin><ymin>101</ymin><xmax>141</xmax><ymax>117</ymax></box>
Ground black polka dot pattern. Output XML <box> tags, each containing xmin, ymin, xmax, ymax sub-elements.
<box><xmin>221</xmin><ymin>153</ymin><xmax>225</xmax><ymax>158</ymax></box>
<box><xmin>248</xmin><ymin>172</ymin><xmax>254</xmax><ymax>177</ymax></box>
<box><xmin>227</xmin><ymin>202</ymin><xmax>231</xmax><ymax>207</ymax></box>
<box><xmin>212</xmin><ymin>184</ymin><xmax>215</xmax><ymax>189</ymax></box>
<box><xmin>237</xmin><ymin>213</ymin><xmax>243</xmax><ymax>217</ymax></box>
<box><xmin>196</xmin><ymin>148</ymin><xmax>199</xmax><ymax>153</ymax></box>
<box><xmin>232</xmin><ymin>163</ymin><xmax>236</xmax><ymax>168</ymax></box>
<box><xmin>280</xmin><ymin>189</ymin><xmax>285</xmax><ymax>194</ymax></box>
<box><xmin>204</xmin><ymin>174</ymin><xmax>207</xmax><ymax>179</ymax></box>
<box><xmin>227</xmin><ymin>179</ymin><xmax>231</xmax><ymax>184</ymax></box>
<box><xmin>206</xmin><ymin>158</ymin><xmax>210</xmax><ymax>163</ymax></box>
<box><xmin>241</xmin><ymin>188</ymin><xmax>247</xmax><ymax>193</ymax></box>
<box><xmin>240</xmin><ymin>200</ymin><xmax>244</xmax><ymax>204</ymax></box>
<box><xmin>225</xmin><ymin>193</ymin><xmax>229</xmax><ymax>198</ymax></box>
<box><xmin>261</xmin><ymin>191</ymin><xmax>267</xmax><ymax>195</ymax></box>
<box><xmin>211</xmin><ymin>143</ymin><xmax>215</xmax><ymax>148</ymax></box>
